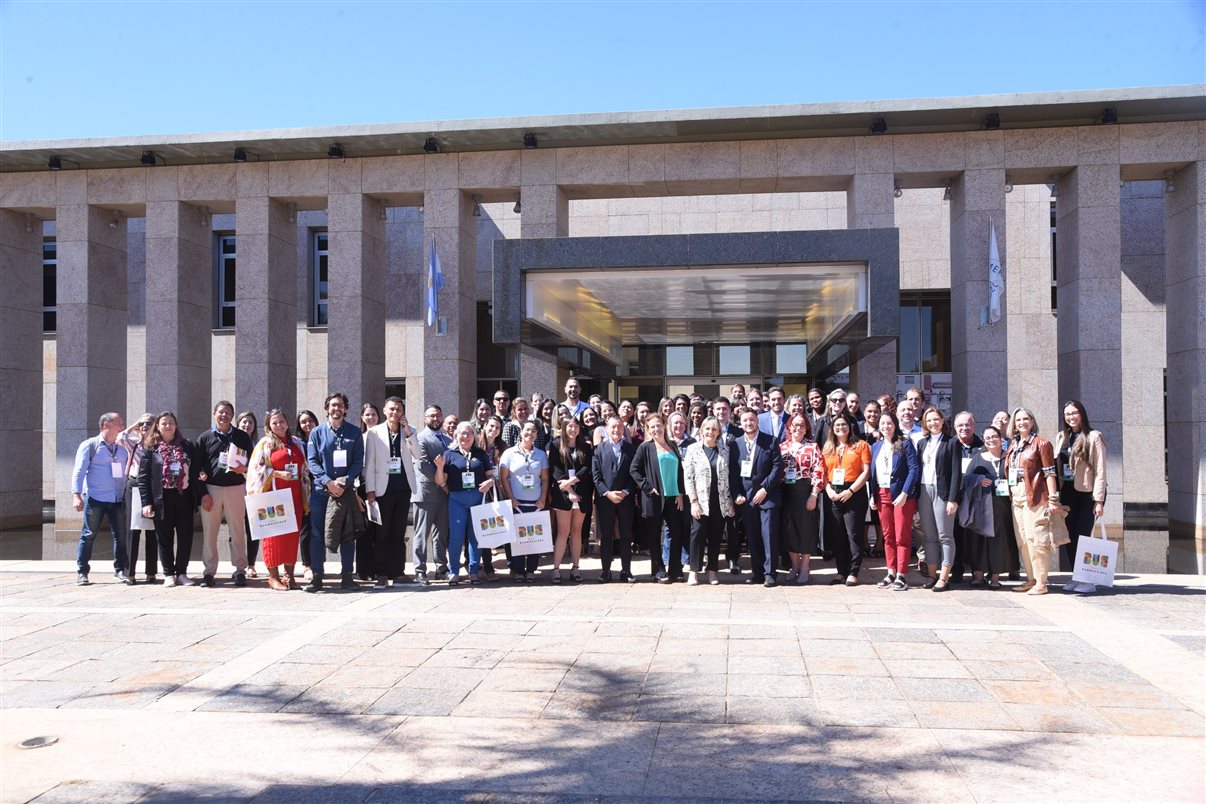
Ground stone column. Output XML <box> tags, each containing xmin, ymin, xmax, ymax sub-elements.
<box><xmin>1164</xmin><ymin>161</ymin><xmax>1205</xmax><ymax>573</ymax></box>
<box><xmin>0</xmin><ymin>210</ymin><xmax>44</xmax><ymax>528</ymax></box>
<box><xmin>420</xmin><ymin>185</ymin><xmax>476</xmax><ymax>416</ymax></box>
<box><xmin>1119</xmin><ymin>181</ymin><xmax>1166</xmax><ymax>512</ymax></box>
<box><xmin>949</xmin><ymin>168</ymin><xmax>1008</xmax><ymax>426</ymax></box>
<box><xmin>518</xmin><ymin>153</ymin><xmax>567</xmax><ymax>394</ymax></box>
<box><xmin>1005</xmin><ymin>183</ymin><xmax>1057</xmax><ymax>421</ymax></box>
<box><xmin>144</xmin><ymin>201</ymin><xmax>212</xmax><ymax>437</ymax></box>
<box><xmin>327</xmin><ymin>187</ymin><xmax>386</xmax><ymax>409</ymax></box>
<box><xmin>55</xmin><ymin>203</ymin><xmax>128</xmax><ymax>521</ymax></box>
<box><xmin>1055</xmin><ymin>163</ymin><xmax>1124</xmax><ymax>538</ymax></box>
<box><xmin>235</xmin><ymin>185</ymin><xmax>296</xmax><ymax>421</ymax></box>
<box><xmin>846</xmin><ymin>143</ymin><xmax>897</xmax><ymax>400</ymax></box>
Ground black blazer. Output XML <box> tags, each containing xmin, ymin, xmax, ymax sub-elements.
<box><xmin>548</xmin><ymin>438</ymin><xmax>594</xmax><ymax>513</ymax></box>
<box><xmin>917</xmin><ymin>433</ymin><xmax>961</xmax><ymax>502</ymax></box>
<box><xmin>593</xmin><ymin>439</ymin><xmax>637</xmax><ymax>499</ymax></box>
<box><xmin>137</xmin><ymin>438</ymin><xmax>203</xmax><ymax>517</ymax></box>
<box><xmin>630</xmin><ymin>440</ymin><xmax>687</xmax><ymax>518</ymax></box>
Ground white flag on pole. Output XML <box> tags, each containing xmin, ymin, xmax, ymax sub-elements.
<box><xmin>988</xmin><ymin>221</ymin><xmax>1003</xmax><ymax>324</ymax></box>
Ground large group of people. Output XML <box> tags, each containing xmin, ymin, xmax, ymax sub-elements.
<box><xmin>70</xmin><ymin>377</ymin><xmax>1109</xmax><ymax>596</ymax></box>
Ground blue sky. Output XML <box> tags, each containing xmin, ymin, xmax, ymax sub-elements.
<box><xmin>2</xmin><ymin>1</ymin><xmax>1203</xmax><ymax>142</ymax></box>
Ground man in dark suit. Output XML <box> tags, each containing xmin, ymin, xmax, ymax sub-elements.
<box><xmin>592</xmin><ymin>415</ymin><xmax>637</xmax><ymax>583</ymax></box>
<box><xmin>734</xmin><ymin>409</ymin><xmax>783</xmax><ymax>587</ymax></box>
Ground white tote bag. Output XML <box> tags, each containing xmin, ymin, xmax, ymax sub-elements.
<box><xmin>471</xmin><ymin>490</ymin><xmax>515</xmax><ymax>549</ymax></box>
<box><xmin>1070</xmin><ymin>523</ymin><xmax>1116</xmax><ymax>587</ymax></box>
<box><xmin>129</xmin><ymin>486</ymin><xmax>156</xmax><ymax>532</ymax></box>
<box><xmin>511</xmin><ymin>509</ymin><xmax>554</xmax><ymax>556</ymax></box>
<box><xmin>245</xmin><ymin>487</ymin><xmax>297</xmax><ymax>541</ymax></box>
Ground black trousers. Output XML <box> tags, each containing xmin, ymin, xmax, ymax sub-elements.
<box><xmin>595</xmin><ymin>496</ymin><xmax>633</xmax><ymax>575</ymax></box>
<box><xmin>689</xmin><ymin>508</ymin><xmax>725</xmax><ymax>573</ymax></box>
<box><xmin>153</xmin><ymin>488</ymin><xmax>195</xmax><ymax>577</ymax></box>
<box><xmin>1058</xmin><ymin>486</ymin><xmax>1096</xmax><ymax>570</ymax></box>
<box><xmin>824</xmin><ymin>487</ymin><xmax>867</xmax><ymax>578</ymax></box>
<box><xmin>376</xmin><ymin>489</ymin><xmax>411</xmax><ymax>577</ymax></box>
<box><xmin>299</xmin><ymin>512</ymin><xmax>312</xmax><ymax>568</ymax></box>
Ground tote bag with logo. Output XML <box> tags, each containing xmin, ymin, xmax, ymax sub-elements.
<box><xmin>1071</xmin><ymin>523</ymin><xmax>1116</xmax><ymax>587</ymax></box>
<box><xmin>471</xmin><ymin>489</ymin><xmax>515</xmax><ymax>549</ymax></box>
<box><xmin>245</xmin><ymin>487</ymin><xmax>297</xmax><ymax>540</ymax></box>
<box><xmin>511</xmin><ymin>509</ymin><xmax>554</xmax><ymax>556</ymax></box>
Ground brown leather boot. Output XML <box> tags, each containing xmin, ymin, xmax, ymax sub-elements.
<box><xmin>267</xmin><ymin>567</ymin><xmax>288</xmax><ymax>591</ymax></box>
<box><xmin>283</xmin><ymin>564</ymin><xmax>301</xmax><ymax>590</ymax></box>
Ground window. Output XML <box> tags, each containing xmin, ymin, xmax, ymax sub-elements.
<box><xmin>665</xmin><ymin>346</ymin><xmax>694</xmax><ymax>376</ymax></box>
<box><xmin>718</xmin><ymin>345</ymin><xmax>750</xmax><ymax>375</ymax></box>
<box><xmin>775</xmin><ymin>343</ymin><xmax>807</xmax><ymax>375</ymax></box>
<box><xmin>214</xmin><ymin>234</ymin><xmax>236</xmax><ymax>328</ymax></box>
<box><xmin>42</xmin><ymin>238</ymin><xmax>56</xmax><ymax>333</ymax></box>
<box><xmin>312</xmin><ymin>231</ymin><xmax>329</xmax><ymax>326</ymax></box>
<box><xmin>476</xmin><ymin>302</ymin><xmax>517</xmax><ymax>396</ymax></box>
<box><xmin>897</xmin><ymin>293</ymin><xmax>951</xmax><ymax>373</ymax></box>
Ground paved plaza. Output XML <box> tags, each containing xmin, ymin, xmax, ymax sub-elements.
<box><xmin>1</xmin><ymin>554</ymin><xmax>1204</xmax><ymax>803</ymax></box>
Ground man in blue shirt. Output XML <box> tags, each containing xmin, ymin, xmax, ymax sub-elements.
<box><xmin>71</xmin><ymin>412</ymin><xmax>131</xmax><ymax>586</ymax></box>
<box><xmin>305</xmin><ymin>392</ymin><xmax>364</xmax><ymax>592</ymax></box>
<box><xmin>560</xmin><ymin>377</ymin><xmax>590</xmax><ymax>417</ymax></box>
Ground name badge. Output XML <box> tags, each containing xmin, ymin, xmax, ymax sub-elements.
<box><xmin>168</xmin><ymin>461</ymin><xmax>182</xmax><ymax>476</ymax></box>
<box><xmin>1062</xmin><ymin>463</ymin><xmax>1074</xmax><ymax>481</ymax></box>
<box><xmin>388</xmin><ymin>456</ymin><xmax>402</xmax><ymax>474</ymax></box>
<box><xmin>961</xmin><ymin>456</ymin><xmax>973</xmax><ymax>475</ymax></box>
<box><xmin>333</xmin><ymin>449</ymin><xmax>348</xmax><ymax>468</ymax></box>
<box><xmin>995</xmin><ymin>479</ymin><xmax>1010</xmax><ymax>497</ymax></box>
<box><xmin>679</xmin><ymin>445</ymin><xmax>688</xmax><ymax>457</ymax></box>
<box><xmin>784</xmin><ymin>464</ymin><xmax>798</xmax><ymax>484</ymax></box>
<box><xmin>110</xmin><ymin>461</ymin><xmax>124</xmax><ymax>479</ymax></box>
<box><xmin>831</xmin><ymin>467</ymin><xmax>846</xmax><ymax>485</ymax></box>
<box><xmin>217</xmin><ymin>451</ymin><xmax>229</xmax><ymax>469</ymax></box>
<box><xmin>461</xmin><ymin>471</ymin><xmax>476</xmax><ymax>490</ymax></box>
<box><xmin>1011</xmin><ymin>467</ymin><xmax>1023</xmax><ymax>486</ymax></box>
<box><xmin>740</xmin><ymin>460</ymin><xmax>753</xmax><ymax>478</ymax></box>
<box><xmin>285</xmin><ymin>463</ymin><xmax>299</xmax><ymax>481</ymax></box>
<box><xmin>567</xmin><ymin>469</ymin><xmax>577</xmax><ymax>479</ymax></box>
<box><xmin>520</xmin><ymin>474</ymin><xmax>536</xmax><ymax>490</ymax></box>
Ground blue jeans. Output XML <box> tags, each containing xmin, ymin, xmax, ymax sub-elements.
<box><xmin>448</xmin><ymin>489</ymin><xmax>483</xmax><ymax>578</ymax></box>
<box><xmin>660</xmin><ymin>522</ymin><xmax>689</xmax><ymax>573</ymax></box>
<box><xmin>308</xmin><ymin>491</ymin><xmax>354</xmax><ymax>577</ymax></box>
<box><xmin>78</xmin><ymin>496</ymin><xmax>127</xmax><ymax>575</ymax></box>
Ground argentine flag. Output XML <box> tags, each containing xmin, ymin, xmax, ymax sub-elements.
<box><xmin>426</xmin><ymin>239</ymin><xmax>444</xmax><ymax>327</ymax></box>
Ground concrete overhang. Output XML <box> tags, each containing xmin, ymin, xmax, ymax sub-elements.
<box><xmin>493</xmin><ymin>229</ymin><xmax>899</xmax><ymax>377</ymax></box>
<box><xmin>2</xmin><ymin>85</ymin><xmax>1203</xmax><ymax>173</ymax></box>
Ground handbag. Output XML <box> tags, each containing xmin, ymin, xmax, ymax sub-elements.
<box><xmin>128</xmin><ymin>486</ymin><xmax>156</xmax><ymax>532</ymax></box>
<box><xmin>471</xmin><ymin>488</ymin><xmax>514</xmax><ymax>549</ymax></box>
<box><xmin>245</xmin><ymin>487</ymin><xmax>297</xmax><ymax>540</ymax></box>
<box><xmin>512</xmin><ymin>509</ymin><xmax>554</xmax><ymax>556</ymax></box>
<box><xmin>1071</xmin><ymin>522</ymin><xmax>1116</xmax><ymax>587</ymax></box>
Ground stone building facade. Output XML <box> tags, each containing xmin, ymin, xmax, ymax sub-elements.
<box><xmin>0</xmin><ymin>86</ymin><xmax>1202</xmax><ymax>571</ymax></box>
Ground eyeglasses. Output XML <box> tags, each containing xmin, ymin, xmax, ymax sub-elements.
<box><xmin>494</xmin><ymin>397</ymin><xmax>509</xmax><ymax>402</ymax></box>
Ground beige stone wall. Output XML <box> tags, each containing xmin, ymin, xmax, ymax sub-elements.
<box><xmin>895</xmin><ymin>188</ymin><xmax>951</xmax><ymax>290</ymax></box>
<box><xmin>568</xmin><ymin>192</ymin><xmax>849</xmax><ymax>237</ymax></box>
<box><xmin>1005</xmin><ymin>183</ymin><xmax>1058</xmax><ymax>422</ymax></box>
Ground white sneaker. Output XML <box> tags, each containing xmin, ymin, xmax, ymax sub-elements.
<box><xmin>686</xmin><ymin>572</ymin><xmax>700</xmax><ymax>586</ymax></box>
<box><xmin>176</xmin><ymin>574</ymin><xmax>194</xmax><ymax>586</ymax></box>
<box><xmin>164</xmin><ymin>575</ymin><xmax>178</xmax><ymax>588</ymax></box>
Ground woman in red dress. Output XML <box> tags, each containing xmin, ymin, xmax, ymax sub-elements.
<box><xmin>246</xmin><ymin>409</ymin><xmax>311</xmax><ymax>590</ymax></box>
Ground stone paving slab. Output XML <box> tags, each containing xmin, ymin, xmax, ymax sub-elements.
<box><xmin>1</xmin><ymin>559</ymin><xmax>1204</xmax><ymax>802</ymax></box>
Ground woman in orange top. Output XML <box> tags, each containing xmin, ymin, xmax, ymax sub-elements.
<box><xmin>822</xmin><ymin>414</ymin><xmax>872</xmax><ymax>586</ymax></box>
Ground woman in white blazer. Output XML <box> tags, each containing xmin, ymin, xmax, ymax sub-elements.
<box><xmin>362</xmin><ymin>397</ymin><xmax>421</xmax><ymax>588</ymax></box>
<box><xmin>683</xmin><ymin>416</ymin><xmax>741</xmax><ymax>586</ymax></box>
